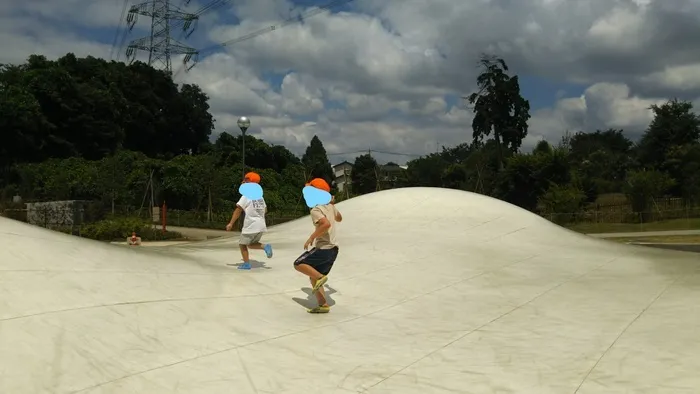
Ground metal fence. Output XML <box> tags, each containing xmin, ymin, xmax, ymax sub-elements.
<box><xmin>0</xmin><ymin>204</ymin><xmax>307</xmax><ymax>234</ymax></box>
<box><xmin>4</xmin><ymin>201</ymin><xmax>699</xmax><ymax>235</ymax></box>
<box><xmin>547</xmin><ymin>207</ymin><xmax>700</xmax><ymax>233</ymax></box>
<box><xmin>165</xmin><ymin>209</ymin><xmax>307</xmax><ymax>231</ymax></box>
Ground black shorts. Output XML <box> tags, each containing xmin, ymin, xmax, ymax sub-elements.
<box><xmin>293</xmin><ymin>247</ymin><xmax>339</xmax><ymax>275</ymax></box>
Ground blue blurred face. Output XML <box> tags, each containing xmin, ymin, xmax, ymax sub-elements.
<box><xmin>302</xmin><ymin>186</ymin><xmax>331</xmax><ymax>208</ymax></box>
<box><xmin>239</xmin><ymin>182</ymin><xmax>263</xmax><ymax>199</ymax></box>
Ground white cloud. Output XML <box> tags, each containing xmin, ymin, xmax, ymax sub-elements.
<box><xmin>639</xmin><ymin>63</ymin><xmax>700</xmax><ymax>92</ymax></box>
<box><xmin>528</xmin><ymin>82</ymin><xmax>665</xmax><ymax>146</ymax></box>
<box><xmin>3</xmin><ymin>0</ymin><xmax>700</xmax><ymax>164</ymax></box>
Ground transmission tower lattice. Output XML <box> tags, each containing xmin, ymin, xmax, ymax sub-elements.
<box><xmin>125</xmin><ymin>0</ymin><xmax>199</xmax><ymax>74</ymax></box>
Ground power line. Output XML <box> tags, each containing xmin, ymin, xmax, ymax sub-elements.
<box><xmin>170</xmin><ymin>0</ymin><xmax>231</xmax><ymax>39</ymax></box>
<box><xmin>178</xmin><ymin>0</ymin><xmax>354</xmax><ymax>73</ymax></box>
<box><xmin>166</xmin><ymin>0</ymin><xmax>232</xmax><ymax>78</ymax></box>
<box><xmin>109</xmin><ymin>0</ymin><xmax>131</xmax><ymax>60</ymax></box>
<box><xmin>115</xmin><ymin>18</ymin><xmax>134</xmax><ymax>61</ymax></box>
<box><xmin>372</xmin><ymin>149</ymin><xmax>424</xmax><ymax>157</ymax></box>
<box><xmin>118</xmin><ymin>0</ymin><xmax>227</xmax><ymax>72</ymax></box>
<box><xmin>124</xmin><ymin>0</ymin><xmax>200</xmax><ymax>73</ymax></box>
<box><xmin>326</xmin><ymin>150</ymin><xmax>367</xmax><ymax>156</ymax></box>
<box><xmin>173</xmin><ymin>0</ymin><xmax>353</xmax><ymax>77</ymax></box>
<box><xmin>326</xmin><ymin>149</ymin><xmax>425</xmax><ymax>157</ymax></box>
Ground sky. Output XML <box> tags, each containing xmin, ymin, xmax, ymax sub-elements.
<box><xmin>2</xmin><ymin>0</ymin><xmax>700</xmax><ymax>165</ymax></box>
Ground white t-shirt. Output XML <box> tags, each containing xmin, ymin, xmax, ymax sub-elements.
<box><xmin>237</xmin><ymin>196</ymin><xmax>267</xmax><ymax>234</ymax></box>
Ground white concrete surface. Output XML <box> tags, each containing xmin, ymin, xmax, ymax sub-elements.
<box><xmin>1</xmin><ymin>187</ymin><xmax>699</xmax><ymax>394</ymax></box>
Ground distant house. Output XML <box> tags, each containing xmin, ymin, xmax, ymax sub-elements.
<box><xmin>378</xmin><ymin>162</ymin><xmax>407</xmax><ymax>185</ymax></box>
<box><xmin>333</xmin><ymin>160</ymin><xmax>407</xmax><ymax>192</ymax></box>
<box><xmin>332</xmin><ymin>161</ymin><xmax>353</xmax><ymax>192</ymax></box>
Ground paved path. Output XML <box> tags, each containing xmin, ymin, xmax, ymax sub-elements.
<box><xmin>156</xmin><ymin>225</ymin><xmax>238</xmax><ymax>241</ymax></box>
<box><xmin>587</xmin><ymin>229</ymin><xmax>700</xmax><ymax>238</ymax></box>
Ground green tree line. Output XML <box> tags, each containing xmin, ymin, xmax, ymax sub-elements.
<box><xmin>0</xmin><ymin>54</ymin><xmax>336</xmax><ymax>223</ymax></box>
<box><xmin>349</xmin><ymin>102</ymin><xmax>700</xmax><ymax>223</ymax></box>
<box><xmin>2</xmin><ymin>52</ymin><xmax>699</xmax><ymax>233</ymax></box>
<box><xmin>348</xmin><ymin>55</ymin><xmax>700</xmax><ymax>224</ymax></box>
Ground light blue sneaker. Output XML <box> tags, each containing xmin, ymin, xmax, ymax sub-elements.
<box><xmin>264</xmin><ymin>244</ymin><xmax>273</xmax><ymax>258</ymax></box>
<box><xmin>238</xmin><ymin>262</ymin><xmax>251</xmax><ymax>270</ymax></box>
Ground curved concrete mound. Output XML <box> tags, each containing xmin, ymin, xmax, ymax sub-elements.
<box><xmin>1</xmin><ymin>187</ymin><xmax>699</xmax><ymax>393</ymax></box>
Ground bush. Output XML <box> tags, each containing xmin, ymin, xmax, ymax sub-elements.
<box><xmin>76</xmin><ymin>217</ymin><xmax>183</xmax><ymax>241</ymax></box>
<box><xmin>623</xmin><ymin>170</ymin><xmax>675</xmax><ymax>216</ymax></box>
<box><xmin>538</xmin><ymin>183</ymin><xmax>587</xmax><ymax>224</ymax></box>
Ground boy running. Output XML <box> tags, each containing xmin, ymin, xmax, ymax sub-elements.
<box><xmin>294</xmin><ymin>178</ymin><xmax>343</xmax><ymax>313</ymax></box>
<box><xmin>225</xmin><ymin>172</ymin><xmax>273</xmax><ymax>270</ymax></box>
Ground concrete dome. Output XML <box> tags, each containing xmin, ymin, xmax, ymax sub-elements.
<box><xmin>1</xmin><ymin>187</ymin><xmax>698</xmax><ymax>393</ymax></box>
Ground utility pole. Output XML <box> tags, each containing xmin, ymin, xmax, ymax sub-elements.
<box><xmin>125</xmin><ymin>0</ymin><xmax>199</xmax><ymax>74</ymax></box>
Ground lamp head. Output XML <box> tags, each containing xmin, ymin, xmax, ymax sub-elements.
<box><xmin>237</xmin><ymin>116</ymin><xmax>250</xmax><ymax>131</ymax></box>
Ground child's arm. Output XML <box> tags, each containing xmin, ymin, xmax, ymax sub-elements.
<box><xmin>330</xmin><ymin>196</ymin><xmax>342</xmax><ymax>222</ymax></box>
<box><xmin>305</xmin><ymin>209</ymin><xmax>331</xmax><ymax>248</ymax></box>
<box><xmin>334</xmin><ymin>207</ymin><xmax>343</xmax><ymax>222</ymax></box>
<box><xmin>308</xmin><ymin>217</ymin><xmax>331</xmax><ymax>239</ymax></box>
<box><xmin>226</xmin><ymin>197</ymin><xmax>247</xmax><ymax>230</ymax></box>
<box><xmin>226</xmin><ymin>206</ymin><xmax>243</xmax><ymax>231</ymax></box>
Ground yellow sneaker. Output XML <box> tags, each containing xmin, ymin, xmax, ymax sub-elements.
<box><xmin>307</xmin><ymin>305</ymin><xmax>330</xmax><ymax>313</ymax></box>
<box><xmin>312</xmin><ymin>275</ymin><xmax>328</xmax><ymax>293</ymax></box>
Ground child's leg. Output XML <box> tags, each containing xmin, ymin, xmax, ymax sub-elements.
<box><xmin>309</xmin><ymin>277</ymin><xmax>328</xmax><ymax>306</ymax></box>
<box><xmin>293</xmin><ymin>249</ymin><xmax>331</xmax><ymax>292</ymax></box>
<box><xmin>294</xmin><ymin>263</ymin><xmax>324</xmax><ymax>281</ymax></box>
<box><xmin>294</xmin><ymin>263</ymin><xmax>327</xmax><ymax>293</ymax></box>
<box><xmin>237</xmin><ymin>234</ymin><xmax>254</xmax><ymax>269</ymax></box>
<box><xmin>247</xmin><ymin>233</ymin><xmax>265</xmax><ymax>249</ymax></box>
<box><xmin>239</xmin><ymin>244</ymin><xmax>249</xmax><ymax>261</ymax></box>
<box><xmin>246</xmin><ymin>234</ymin><xmax>273</xmax><ymax>258</ymax></box>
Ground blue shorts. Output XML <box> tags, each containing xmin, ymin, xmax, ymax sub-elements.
<box><xmin>294</xmin><ymin>247</ymin><xmax>339</xmax><ymax>275</ymax></box>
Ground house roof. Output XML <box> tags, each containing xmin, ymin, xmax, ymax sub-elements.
<box><xmin>332</xmin><ymin>161</ymin><xmax>353</xmax><ymax>168</ymax></box>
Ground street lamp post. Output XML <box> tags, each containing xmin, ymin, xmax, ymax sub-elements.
<box><xmin>237</xmin><ymin>116</ymin><xmax>250</xmax><ymax>179</ymax></box>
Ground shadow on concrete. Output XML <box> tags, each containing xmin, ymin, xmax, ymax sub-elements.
<box><xmin>630</xmin><ymin>243</ymin><xmax>700</xmax><ymax>254</ymax></box>
<box><xmin>226</xmin><ymin>259</ymin><xmax>272</xmax><ymax>270</ymax></box>
<box><xmin>292</xmin><ymin>286</ymin><xmax>337</xmax><ymax>308</ymax></box>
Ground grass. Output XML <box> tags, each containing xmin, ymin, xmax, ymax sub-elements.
<box><xmin>566</xmin><ymin>217</ymin><xmax>700</xmax><ymax>234</ymax></box>
<box><xmin>608</xmin><ymin>235</ymin><xmax>700</xmax><ymax>244</ymax></box>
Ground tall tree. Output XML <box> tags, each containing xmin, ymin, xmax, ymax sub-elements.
<box><xmin>637</xmin><ymin>99</ymin><xmax>700</xmax><ymax>169</ymax></box>
<box><xmin>569</xmin><ymin>128</ymin><xmax>633</xmax><ymax>161</ymax></box>
<box><xmin>623</xmin><ymin>170</ymin><xmax>675</xmax><ymax>220</ymax></box>
<box><xmin>495</xmin><ymin>148</ymin><xmax>572</xmax><ymax>211</ymax></box>
<box><xmin>301</xmin><ymin>135</ymin><xmax>335</xmax><ymax>186</ymax></box>
<box><xmin>533</xmin><ymin>140</ymin><xmax>553</xmax><ymax>155</ymax></box>
<box><xmin>0</xmin><ymin>53</ymin><xmax>215</xmax><ymax>163</ymax></box>
<box><xmin>662</xmin><ymin>143</ymin><xmax>700</xmax><ymax>204</ymax></box>
<box><xmin>568</xmin><ymin>129</ymin><xmax>634</xmax><ymax>196</ymax></box>
<box><xmin>0</xmin><ymin>84</ymin><xmax>50</xmax><ymax>175</ymax></box>
<box><xmin>466</xmin><ymin>54</ymin><xmax>531</xmax><ymax>169</ymax></box>
<box><xmin>351</xmin><ymin>154</ymin><xmax>378</xmax><ymax>195</ymax></box>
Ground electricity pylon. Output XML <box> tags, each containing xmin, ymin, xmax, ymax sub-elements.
<box><xmin>125</xmin><ymin>0</ymin><xmax>199</xmax><ymax>74</ymax></box>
